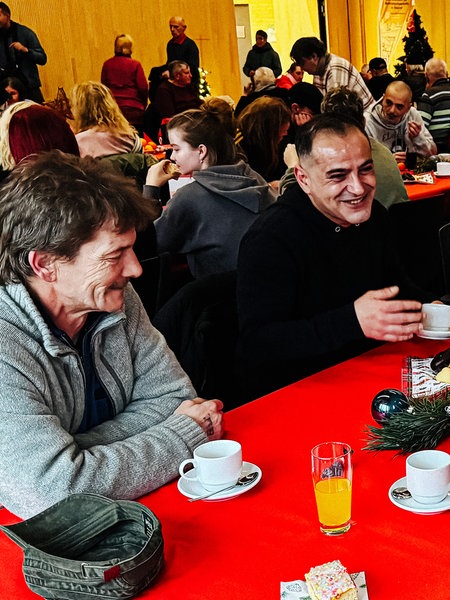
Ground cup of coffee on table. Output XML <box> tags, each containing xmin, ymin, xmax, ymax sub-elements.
<box><xmin>179</xmin><ymin>440</ymin><xmax>242</xmax><ymax>491</ymax></box>
<box><xmin>422</xmin><ymin>303</ymin><xmax>450</xmax><ymax>331</ymax></box>
<box><xmin>406</xmin><ymin>450</ymin><xmax>450</xmax><ymax>504</ymax></box>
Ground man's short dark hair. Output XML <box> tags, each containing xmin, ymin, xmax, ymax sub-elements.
<box><xmin>288</xmin><ymin>82</ymin><xmax>323</xmax><ymax>114</ymax></box>
<box><xmin>290</xmin><ymin>37</ymin><xmax>326</xmax><ymax>63</ymax></box>
<box><xmin>0</xmin><ymin>151</ymin><xmax>154</xmax><ymax>285</ymax></box>
<box><xmin>295</xmin><ymin>113</ymin><xmax>368</xmax><ymax>161</ymax></box>
<box><xmin>256</xmin><ymin>30</ymin><xmax>267</xmax><ymax>40</ymax></box>
<box><xmin>369</xmin><ymin>57</ymin><xmax>387</xmax><ymax>71</ymax></box>
<box><xmin>0</xmin><ymin>3</ymin><xmax>10</xmax><ymax>16</ymax></box>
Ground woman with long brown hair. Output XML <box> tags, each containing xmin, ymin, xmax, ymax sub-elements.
<box><xmin>235</xmin><ymin>95</ymin><xmax>291</xmax><ymax>187</ymax></box>
<box><xmin>145</xmin><ymin>103</ymin><xmax>276</xmax><ymax>278</ymax></box>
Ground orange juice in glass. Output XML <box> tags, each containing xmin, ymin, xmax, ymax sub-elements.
<box><xmin>311</xmin><ymin>442</ymin><xmax>353</xmax><ymax>535</ymax></box>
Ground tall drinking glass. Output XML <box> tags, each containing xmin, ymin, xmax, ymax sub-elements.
<box><xmin>311</xmin><ymin>442</ymin><xmax>353</xmax><ymax>535</ymax></box>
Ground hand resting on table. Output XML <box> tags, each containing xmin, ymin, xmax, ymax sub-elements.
<box><xmin>175</xmin><ymin>397</ymin><xmax>224</xmax><ymax>440</ymax></box>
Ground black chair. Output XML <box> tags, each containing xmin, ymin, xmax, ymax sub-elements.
<box><xmin>152</xmin><ymin>272</ymin><xmax>243</xmax><ymax>409</ymax></box>
<box><xmin>439</xmin><ymin>222</ymin><xmax>450</xmax><ymax>293</ymax></box>
<box><xmin>142</xmin><ymin>103</ymin><xmax>162</xmax><ymax>145</ymax></box>
<box><xmin>132</xmin><ymin>252</ymin><xmax>174</xmax><ymax>320</ymax></box>
<box><xmin>388</xmin><ymin>195</ymin><xmax>450</xmax><ymax>296</ymax></box>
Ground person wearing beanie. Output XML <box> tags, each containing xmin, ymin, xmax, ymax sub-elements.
<box><xmin>366</xmin><ymin>57</ymin><xmax>394</xmax><ymax>100</ymax></box>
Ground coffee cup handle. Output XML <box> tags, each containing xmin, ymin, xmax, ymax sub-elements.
<box><xmin>179</xmin><ymin>459</ymin><xmax>198</xmax><ymax>479</ymax></box>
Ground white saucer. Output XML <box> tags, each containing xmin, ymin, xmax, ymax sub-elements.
<box><xmin>434</xmin><ymin>172</ymin><xmax>450</xmax><ymax>178</ymax></box>
<box><xmin>388</xmin><ymin>477</ymin><xmax>450</xmax><ymax>515</ymax></box>
<box><xmin>177</xmin><ymin>461</ymin><xmax>262</xmax><ymax>501</ymax></box>
<box><xmin>417</xmin><ymin>329</ymin><xmax>450</xmax><ymax>340</ymax></box>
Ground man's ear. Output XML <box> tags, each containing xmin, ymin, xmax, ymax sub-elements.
<box><xmin>28</xmin><ymin>251</ymin><xmax>57</xmax><ymax>282</ymax></box>
<box><xmin>294</xmin><ymin>163</ymin><xmax>310</xmax><ymax>194</ymax></box>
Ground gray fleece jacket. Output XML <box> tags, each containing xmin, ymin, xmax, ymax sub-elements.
<box><xmin>154</xmin><ymin>161</ymin><xmax>276</xmax><ymax>278</ymax></box>
<box><xmin>0</xmin><ymin>283</ymin><xmax>204</xmax><ymax>518</ymax></box>
<box><xmin>364</xmin><ymin>100</ymin><xmax>436</xmax><ymax>156</ymax></box>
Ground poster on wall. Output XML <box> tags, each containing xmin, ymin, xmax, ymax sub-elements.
<box><xmin>378</xmin><ymin>0</ymin><xmax>412</xmax><ymax>69</ymax></box>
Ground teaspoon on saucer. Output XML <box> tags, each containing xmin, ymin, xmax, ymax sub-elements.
<box><xmin>188</xmin><ymin>471</ymin><xmax>259</xmax><ymax>502</ymax></box>
<box><xmin>392</xmin><ymin>486</ymin><xmax>412</xmax><ymax>499</ymax></box>
<box><xmin>392</xmin><ymin>486</ymin><xmax>450</xmax><ymax>500</ymax></box>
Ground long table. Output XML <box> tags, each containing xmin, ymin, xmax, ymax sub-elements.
<box><xmin>405</xmin><ymin>174</ymin><xmax>450</xmax><ymax>201</ymax></box>
<box><xmin>1</xmin><ymin>338</ymin><xmax>449</xmax><ymax>599</ymax></box>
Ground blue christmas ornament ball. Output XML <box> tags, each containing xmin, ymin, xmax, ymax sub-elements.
<box><xmin>371</xmin><ymin>388</ymin><xmax>410</xmax><ymax>424</ymax></box>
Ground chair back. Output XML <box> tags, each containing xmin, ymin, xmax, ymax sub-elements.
<box><xmin>153</xmin><ymin>272</ymin><xmax>242</xmax><ymax>409</ymax></box>
<box><xmin>439</xmin><ymin>222</ymin><xmax>450</xmax><ymax>293</ymax></box>
<box><xmin>388</xmin><ymin>195</ymin><xmax>450</xmax><ymax>296</ymax></box>
<box><xmin>132</xmin><ymin>252</ymin><xmax>174</xmax><ymax>320</ymax></box>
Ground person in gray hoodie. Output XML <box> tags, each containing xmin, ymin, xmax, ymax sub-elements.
<box><xmin>364</xmin><ymin>80</ymin><xmax>436</xmax><ymax>162</ymax></box>
<box><xmin>146</xmin><ymin>104</ymin><xmax>277</xmax><ymax>279</ymax></box>
<box><xmin>0</xmin><ymin>151</ymin><xmax>224</xmax><ymax>519</ymax></box>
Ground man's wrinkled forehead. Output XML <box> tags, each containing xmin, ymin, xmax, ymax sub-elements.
<box><xmin>170</xmin><ymin>19</ymin><xmax>185</xmax><ymax>29</ymax></box>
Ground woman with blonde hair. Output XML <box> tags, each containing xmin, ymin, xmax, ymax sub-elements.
<box><xmin>101</xmin><ymin>34</ymin><xmax>148</xmax><ymax>132</ymax></box>
<box><xmin>71</xmin><ymin>80</ymin><xmax>142</xmax><ymax>158</ymax></box>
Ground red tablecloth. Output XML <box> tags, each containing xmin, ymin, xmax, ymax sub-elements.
<box><xmin>1</xmin><ymin>338</ymin><xmax>449</xmax><ymax>599</ymax></box>
<box><xmin>406</xmin><ymin>175</ymin><xmax>450</xmax><ymax>201</ymax></box>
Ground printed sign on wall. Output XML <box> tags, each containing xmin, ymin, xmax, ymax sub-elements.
<box><xmin>378</xmin><ymin>0</ymin><xmax>412</xmax><ymax>69</ymax></box>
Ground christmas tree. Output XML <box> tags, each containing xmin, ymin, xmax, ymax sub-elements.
<box><xmin>394</xmin><ymin>9</ymin><xmax>434</xmax><ymax>77</ymax></box>
<box><xmin>198</xmin><ymin>67</ymin><xmax>211</xmax><ymax>99</ymax></box>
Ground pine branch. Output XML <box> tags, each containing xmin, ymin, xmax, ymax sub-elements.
<box><xmin>364</xmin><ymin>396</ymin><xmax>450</xmax><ymax>454</ymax></box>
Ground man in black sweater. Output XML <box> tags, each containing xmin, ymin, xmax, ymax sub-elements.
<box><xmin>236</xmin><ymin>114</ymin><xmax>432</xmax><ymax>399</ymax></box>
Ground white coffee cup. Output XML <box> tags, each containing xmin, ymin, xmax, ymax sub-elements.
<box><xmin>436</xmin><ymin>161</ymin><xmax>450</xmax><ymax>175</ymax></box>
<box><xmin>422</xmin><ymin>303</ymin><xmax>450</xmax><ymax>331</ymax></box>
<box><xmin>406</xmin><ymin>449</ymin><xmax>450</xmax><ymax>504</ymax></box>
<box><xmin>179</xmin><ymin>440</ymin><xmax>242</xmax><ymax>491</ymax></box>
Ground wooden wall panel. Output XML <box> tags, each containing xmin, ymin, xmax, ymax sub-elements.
<box><xmin>8</xmin><ymin>0</ymin><xmax>242</xmax><ymax>104</ymax></box>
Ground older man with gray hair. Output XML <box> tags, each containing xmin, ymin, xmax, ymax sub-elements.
<box><xmin>418</xmin><ymin>57</ymin><xmax>450</xmax><ymax>153</ymax></box>
<box><xmin>0</xmin><ymin>151</ymin><xmax>223</xmax><ymax>518</ymax></box>
<box><xmin>167</xmin><ymin>16</ymin><xmax>200</xmax><ymax>86</ymax></box>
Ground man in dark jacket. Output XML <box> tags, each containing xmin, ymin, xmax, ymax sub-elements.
<box><xmin>0</xmin><ymin>2</ymin><xmax>46</xmax><ymax>102</ymax></box>
<box><xmin>366</xmin><ymin>57</ymin><xmax>394</xmax><ymax>100</ymax></box>
<box><xmin>167</xmin><ymin>16</ymin><xmax>200</xmax><ymax>87</ymax></box>
<box><xmin>237</xmin><ymin>113</ymin><xmax>431</xmax><ymax>399</ymax></box>
<box><xmin>243</xmin><ymin>30</ymin><xmax>282</xmax><ymax>80</ymax></box>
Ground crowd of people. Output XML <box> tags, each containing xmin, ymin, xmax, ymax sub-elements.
<box><xmin>0</xmin><ymin>7</ymin><xmax>447</xmax><ymax>522</ymax></box>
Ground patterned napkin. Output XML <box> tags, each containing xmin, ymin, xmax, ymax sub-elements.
<box><xmin>401</xmin><ymin>356</ymin><xmax>449</xmax><ymax>401</ymax></box>
<box><xmin>281</xmin><ymin>571</ymin><xmax>368</xmax><ymax>599</ymax></box>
